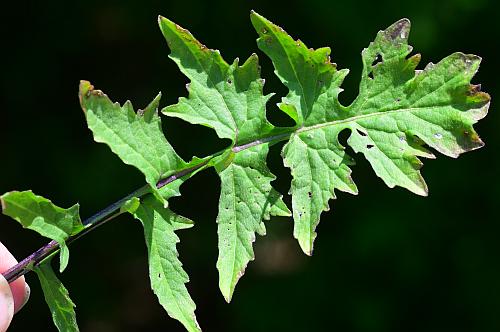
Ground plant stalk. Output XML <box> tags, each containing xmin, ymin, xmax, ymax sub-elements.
<box><xmin>1</xmin><ymin>130</ymin><xmax>291</xmax><ymax>284</ymax></box>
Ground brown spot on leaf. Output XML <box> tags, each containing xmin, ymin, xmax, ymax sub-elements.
<box><xmin>467</xmin><ymin>84</ymin><xmax>482</xmax><ymax>95</ymax></box>
<box><xmin>466</xmin><ymin>84</ymin><xmax>490</xmax><ymax>103</ymax></box>
<box><xmin>386</xmin><ymin>19</ymin><xmax>410</xmax><ymax>41</ymax></box>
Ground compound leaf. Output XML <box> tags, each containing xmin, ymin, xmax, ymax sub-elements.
<box><xmin>159</xmin><ymin>16</ymin><xmax>290</xmax><ymax>301</ymax></box>
<box><xmin>251</xmin><ymin>12</ymin><xmax>489</xmax><ymax>255</ymax></box>
<box><xmin>34</xmin><ymin>260</ymin><xmax>79</xmax><ymax>332</ymax></box>
<box><xmin>1</xmin><ymin>190</ymin><xmax>83</xmax><ymax>272</ymax></box>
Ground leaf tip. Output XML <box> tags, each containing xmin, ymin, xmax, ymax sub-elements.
<box><xmin>413</xmin><ymin>183</ymin><xmax>428</xmax><ymax>197</ymax></box>
<box><xmin>249</xmin><ymin>10</ymin><xmax>260</xmax><ymax>19</ymax></box>
<box><xmin>158</xmin><ymin>15</ymin><xmax>173</xmax><ymax>28</ymax></box>
<box><xmin>384</xmin><ymin>18</ymin><xmax>411</xmax><ymax>41</ymax></box>
<box><xmin>219</xmin><ymin>279</ymin><xmax>236</xmax><ymax>303</ymax></box>
<box><xmin>222</xmin><ymin>291</ymin><xmax>232</xmax><ymax>303</ymax></box>
<box><xmin>0</xmin><ymin>195</ymin><xmax>6</xmax><ymax>213</ymax></box>
<box><xmin>250</xmin><ymin>11</ymin><xmax>271</xmax><ymax>34</ymax></box>
<box><xmin>297</xmin><ymin>235</ymin><xmax>315</xmax><ymax>256</ymax></box>
<box><xmin>78</xmin><ymin>80</ymin><xmax>94</xmax><ymax>110</ymax></box>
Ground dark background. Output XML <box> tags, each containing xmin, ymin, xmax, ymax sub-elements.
<box><xmin>0</xmin><ymin>0</ymin><xmax>498</xmax><ymax>331</ymax></box>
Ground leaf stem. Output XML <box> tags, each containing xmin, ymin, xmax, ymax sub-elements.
<box><xmin>2</xmin><ymin>185</ymin><xmax>149</xmax><ymax>283</ymax></box>
<box><xmin>1</xmin><ymin>130</ymin><xmax>290</xmax><ymax>284</ymax></box>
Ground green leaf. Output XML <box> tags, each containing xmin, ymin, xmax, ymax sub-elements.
<box><xmin>159</xmin><ymin>16</ymin><xmax>290</xmax><ymax>300</ymax></box>
<box><xmin>34</xmin><ymin>260</ymin><xmax>79</xmax><ymax>332</ymax></box>
<box><xmin>120</xmin><ymin>197</ymin><xmax>141</xmax><ymax>214</ymax></box>
<box><xmin>251</xmin><ymin>12</ymin><xmax>489</xmax><ymax>255</ymax></box>
<box><xmin>79</xmin><ymin>81</ymin><xmax>187</xmax><ymax>194</ymax></box>
<box><xmin>133</xmin><ymin>194</ymin><xmax>200</xmax><ymax>332</ymax></box>
<box><xmin>1</xmin><ymin>190</ymin><xmax>83</xmax><ymax>272</ymax></box>
<box><xmin>216</xmin><ymin>144</ymin><xmax>290</xmax><ymax>301</ymax></box>
<box><xmin>159</xmin><ymin>17</ymin><xmax>278</xmax><ymax>143</ymax></box>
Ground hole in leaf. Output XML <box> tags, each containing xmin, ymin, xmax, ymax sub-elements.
<box><xmin>371</xmin><ymin>53</ymin><xmax>382</xmax><ymax>67</ymax></box>
<box><xmin>367</xmin><ymin>144</ymin><xmax>374</xmax><ymax>149</ymax></box>
<box><xmin>338</xmin><ymin>128</ymin><xmax>351</xmax><ymax>146</ymax></box>
<box><xmin>308</xmin><ymin>192</ymin><xmax>312</xmax><ymax>198</ymax></box>
<box><xmin>367</xmin><ymin>71</ymin><xmax>374</xmax><ymax>79</ymax></box>
<box><xmin>356</xmin><ymin>129</ymin><xmax>367</xmax><ymax>137</ymax></box>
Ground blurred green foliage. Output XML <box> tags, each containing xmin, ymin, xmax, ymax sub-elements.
<box><xmin>0</xmin><ymin>0</ymin><xmax>498</xmax><ymax>331</ymax></box>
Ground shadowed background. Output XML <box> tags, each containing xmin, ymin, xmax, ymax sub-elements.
<box><xmin>0</xmin><ymin>0</ymin><xmax>498</xmax><ymax>331</ymax></box>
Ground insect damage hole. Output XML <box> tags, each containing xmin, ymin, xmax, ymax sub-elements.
<box><xmin>368</xmin><ymin>53</ymin><xmax>382</xmax><ymax>79</ymax></box>
<box><xmin>356</xmin><ymin>129</ymin><xmax>367</xmax><ymax>137</ymax></box>
<box><xmin>371</xmin><ymin>53</ymin><xmax>382</xmax><ymax>67</ymax></box>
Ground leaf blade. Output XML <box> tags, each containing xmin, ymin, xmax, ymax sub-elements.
<box><xmin>159</xmin><ymin>17</ymin><xmax>290</xmax><ymax>299</ymax></box>
<box><xmin>1</xmin><ymin>190</ymin><xmax>83</xmax><ymax>271</ymax></box>
<box><xmin>252</xmin><ymin>12</ymin><xmax>489</xmax><ymax>254</ymax></box>
<box><xmin>133</xmin><ymin>195</ymin><xmax>200</xmax><ymax>332</ymax></box>
<box><xmin>79</xmin><ymin>81</ymin><xmax>186</xmax><ymax>190</ymax></box>
<box><xmin>216</xmin><ymin>145</ymin><xmax>290</xmax><ymax>301</ymax></box>
<box><xmin>34</xmin><ymin>261</ymin><xmax>79</xmax><ymax>332</ymax></box>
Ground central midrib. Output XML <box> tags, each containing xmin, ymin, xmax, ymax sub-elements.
<box><xmin>232</xmin><ymin>105</ymin><xmax>434</xmax><ymax>153</ymax></box>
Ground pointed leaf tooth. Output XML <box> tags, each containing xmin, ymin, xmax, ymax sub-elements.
<box><xmin>140</xmin><ymin>92</ymin><xmax>162</xmax><ymax>120</ymax></box>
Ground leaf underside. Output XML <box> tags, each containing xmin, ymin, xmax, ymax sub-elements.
<box><xmin>1</xmin><ymin>190</ymin><xmax>83</xmax><ymax>272</ymax></box>
<box><xmin>35</xmin><ymin>261</ymin><xmax>79</xmax><ymax>332</ymax></box>
<box><xmin>159</xmin><ymin>16</ymin><xmax>291</xmax><ymax>302</ymax></box>
<box><xmin>250</xmin><ymin>12</ymin><xmax>489</xmax><ymax>255</ymax></box>
<box><xmin>133</xmin><ymin>194</ymin><xmax>200</xmax><ymax>332</ymax></box>
<box><xmin>4</xmin><ymin>12</ymin><xmax>485</xmax><ymax>332</ymax></box>
<box><xmin>80</xmin><ymin>82</ymin><xmax>203</xmax><ymax>328</ymax></box>
<box><xmin>79</xmin><ymin>81</ymin><xmax>187</xmax><ymax>198</ymax></box>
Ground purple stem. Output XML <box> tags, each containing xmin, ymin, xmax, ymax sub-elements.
<box><xmin>2</xmin><ymin>130</ymin><xmax>291</xmax><ymax>283</ymax></box>
<box><xmin>2</xmin><ymin>161</ymin><xmax>207</xmax><ymax>283</ymax></box>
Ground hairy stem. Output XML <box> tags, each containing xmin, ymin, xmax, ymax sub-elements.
<box><xmin>2</xmin><ymin>131</ymin><xmax>291</xmax><ymax>284</ymax></box>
